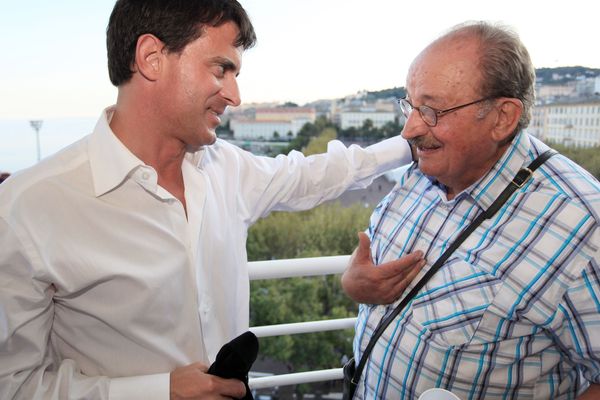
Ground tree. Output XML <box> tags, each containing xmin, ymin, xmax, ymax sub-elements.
<box><xmin>338</xmin><ymin>118</ymin><xmax>402</xmax><ymax>143</ymax></box>
<box><xmin>248</xmin><ymin>203</ymin><xmax>373</xmax><ymax>388</ymax></box>
<box><xmin>277</xmin><ymin>116</ymin><xmax>337</xmax><ymax>155</ymax></box>
<box><xmin>381</xmin><ymin>119</ymin><xmax>403</xmax><ymax>138</ymax></box>
<box><xmin>546</xmin><ymin>143</ymin><xmax>600</xmax><ymax>180</ymax></box>
<box><xmin>303</xmin><ymin>128</ymin><xmax>337</xmax><ymax>156</ymax></box>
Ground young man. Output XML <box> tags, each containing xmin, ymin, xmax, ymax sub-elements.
<box><xmin>0</xmin><ymin>1</ymin><xmax>420</xmax><ymax>399</ymax></box>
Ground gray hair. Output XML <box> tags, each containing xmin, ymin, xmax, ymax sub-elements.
<box><xmin>442</xmin><ymin>21</ymin><xmax>536</xmax><ymax>137</ymax></box>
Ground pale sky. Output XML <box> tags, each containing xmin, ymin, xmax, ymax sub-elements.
<box><xmin>1</xmin><ymin>0</ymin><xmax>599</xmax><ymax>120</ymax></box>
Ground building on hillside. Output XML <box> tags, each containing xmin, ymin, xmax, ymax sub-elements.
<box><xmin>337</xmin><ymin>109</ymin><xmax>395</xmax><ymax>130</ymax></box>
<box><xmin>255</xmin><ymin>107</ymin><xmax>316</xmax><ymax>122</ymax></box>
<box><xmin>529</xmin><ymin>97</ymin><xmax>600</xmax><ymax>147</ymax></box>
<box><xmin>230</xmin><ymin>118</ymin><xmax>310</xmax><ymax>140</ymax></box>
<box><xmin>575</xmin><ymin>76</ymin><xmax>600</xmax><ymax>97</ymax></box>
<box><xmin>536</xmin><ymin>82</ymin><xmax>576</xmax><ymax>101</ymax></box>
<box><xmin>230</xmin><ymin>106</ymin><xmax>316</xmax><ymax>140</ymax></box>
<box><xmin>536</xmin><ymin>76</ymin><xmax>600</xmax><ymax>102</ymax></box>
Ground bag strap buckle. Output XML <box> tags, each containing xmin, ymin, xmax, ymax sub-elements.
<box><xmin>512</xmin><ymin>167</ymin><xmax>533</xmax><ymax>188</ymax></box>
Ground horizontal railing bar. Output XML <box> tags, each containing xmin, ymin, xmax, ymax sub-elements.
<box><xmin>249</xmin><ymin>368</ymin><xmax>344</xmax><ymax>389</ymax></box>
<box><xmin>248</xmin><ymin>255</ymin><xmax>350</xmax><ymax>280</ymax></box>
<box><xmin>250</xmin><ymin>317</ymin><xmax>356</xmax><ymax>337</ymax></box>
<box><xmin>247</xmin><ymin>255</ymin><xmax>354</xmax><ymax>390</ymax></box>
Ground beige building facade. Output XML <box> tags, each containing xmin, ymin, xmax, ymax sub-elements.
<box><xmin>529</xmin><ymin>99</ymin><xmax>600</xmax><ymax>147</ymax></box>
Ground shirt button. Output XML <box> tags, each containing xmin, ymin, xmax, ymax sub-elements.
<box><xmin>142</xmin><ymin>172</ymin><xmax>150</xmax><ymax>180</ymax></box>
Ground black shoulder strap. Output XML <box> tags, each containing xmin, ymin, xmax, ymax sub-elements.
<box><xmin>351</xmin><ymin>149</ymin><xmax>557</xmax><ymax>385</ymax></box>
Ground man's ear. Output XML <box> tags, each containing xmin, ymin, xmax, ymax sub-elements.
<box><xmin>491</xmin><ymin>98</ymin><xmax>523</xmax><ymax>142</ymax></box>
<box><xmin>133</xmin><ymin>34</ymin><xmax>163</xmax><ymax>82</ymax></box>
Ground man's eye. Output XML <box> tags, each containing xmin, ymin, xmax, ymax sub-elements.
<box><xmin>213</xmin><ymin>65</ymin><xmax>225</xmax><ymax>77</ymax></box>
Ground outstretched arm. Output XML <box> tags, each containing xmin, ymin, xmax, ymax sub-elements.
<box><xmin>341</xmin><ymin>232</ymin><xmax>425</xmax><ymax>304</ymax></box>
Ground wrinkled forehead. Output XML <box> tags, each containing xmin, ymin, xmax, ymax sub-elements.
<box><xmin>406</xmin><ymin>36</ymin><xmax>483</xmax><ymax>101</ymax></box>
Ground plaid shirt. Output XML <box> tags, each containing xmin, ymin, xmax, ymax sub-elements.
<box><xmin>354</xmin><ymin>132</ymin><xmax>600</xmax><ymax>399</ymax></box>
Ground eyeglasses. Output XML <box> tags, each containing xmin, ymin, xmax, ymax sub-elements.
<box><xmin>398</xmin><ymin>96</ymin><xmax>496</xmax><ymax>127</ymax></box>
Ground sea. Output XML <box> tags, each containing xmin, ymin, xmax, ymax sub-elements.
<box><xmin>0</xmin><ymin>117</ymin><xmax>97</xmax><ymax>174</ymax></box>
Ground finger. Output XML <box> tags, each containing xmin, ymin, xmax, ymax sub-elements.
<box><xmin>354</xmin><ymin>231</ymin><xmax>372</xmax><ymax>264</ymax></box>
<box><xmin>394</xmin><ymin>259</ymin><xmax>426</xmax><ymax>293</ymax></box>
<box><xmin>219</xmin><ymin>378</ymin><xmax>247</xmax><ymax>399</ymax></box>
<box><xmin>188</xmin><ymin>362</ymin><xmax>209</xmax><ymax>372</ymax></box>
<box><xmin>376</xmin><ymin>251</ymin><xmax>425</xmax><ymax>278</ymax></box>
<box><xmin>379</xmin><ymin>261</ymin><xmax>425</xmax><ymax>304</ymax></box>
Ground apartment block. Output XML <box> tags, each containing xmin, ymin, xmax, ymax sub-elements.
<box><xmin>529</xmin><ymin>98</ymin><xmax>600</xmax><ymax>147</ymax></box>
<box><xmin>338</xmin><ymin>110</ymin><xmax>395</xmax><ymax>130</ymax></box>
<box><xmin>230</xmin><ymin>107</ymin><xmax>316</xmax><ymax>140</ymax></box>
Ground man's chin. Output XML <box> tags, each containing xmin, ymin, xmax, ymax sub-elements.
<box><xmin>203</xmin><ymin>132</ymin><xmax>218</xmax><ymax>145</ymax></box>
<box><xmin>185</xmin><ymin>132</ymin><xmax>217</xmax><ymax>152</ymax></box>
<box><xmin>200</xmin><ymin>129</ymin><xmax>218</xmax><ymax>145</ymax></box>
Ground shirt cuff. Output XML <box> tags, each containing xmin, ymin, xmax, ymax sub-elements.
<box><xmin>367</xmin><ymin>136</ymin><xmax>413</xmax><ymax>170</ymax></box>
<box><xmin>109</xmin><ymin>373</ymin><xmax>170</xmax><ymax>400</ymax></box>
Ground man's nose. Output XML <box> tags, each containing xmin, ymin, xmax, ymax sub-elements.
<box><xmin>221</xmin><ymin>75</ymin><xmax>241</xmax><ymax>107</ymax></box>
<box><xmin>401</xmin><ymin>109</ymin><xmax>428</xmax><ymax>140</ymax></box>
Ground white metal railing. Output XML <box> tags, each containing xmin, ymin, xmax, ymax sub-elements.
<box><xmin>250</xmin><ymin>317</ymin><xmax>355</xmax><ymax>338</ymax></box>
<box><xmin>249</xmin><ymin>255</ymin><xmax>350</xmax><ymax>280</ymax></box>
<box><xmin>247</xmin><ymin>255</ymin><xmax>354</xmax><ymax>390</ymax></box>
<box><xmin>249</xmin><ymin>368</ymin><xmax>344</xmax><ymax>390</ymax></box>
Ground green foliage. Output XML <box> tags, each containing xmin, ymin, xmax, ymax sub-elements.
<box><xmin>339</xmin><ymin>119</ymin><xmax>402</xmax><ymax>142</ymax></box>
<box><xmin>248</xmin><ymin>203</ymin><xmax>372</xmax><ymax>372</ymax></box>
<box><xmin>535</xmin><ymin>66</ymin><xmax>600</xmax><ymax>84</ymax></box>
<box><xmin>279</xmin><ymin>117</ymin><xmax>403</xmax><ymax>157</ymax></box>
<box><xmin>364</xmin><ymin>86</ymin><xmax>406</xmax><ymax>101</ymax></box>
<box><xmin>248</xmin><ymin>203</ymin><xmax>371</xmax><ymax>261</ymax></box>
<box><xmin>546</xmin><ymin>142</ymin><xmax>600</xmax><ymax>180</ymax></box>
<box><xmin>280</xmin><ymin>116</ymin><xmax>337</xmax><ymax>154</ymax></box>
<box><xmin>303</xmin><ymin>128</ymin><xmax>337</xmax><ymax>156</ymax></box>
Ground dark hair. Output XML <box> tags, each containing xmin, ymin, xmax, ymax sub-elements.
<box><xmin>107</xmin><ymin>0</ymin><xmax>256</xmax><ymax>86</ymax></box>
<box><xmin>444</xmin><ymin>22</ymin><xmax>536</xmax><ymax>137</ymax></box>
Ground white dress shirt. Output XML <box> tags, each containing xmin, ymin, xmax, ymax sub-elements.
<box><xmin>0</xmin><ymin>107</ymin><xmax>412</xmax><ymax>400</ymax></box>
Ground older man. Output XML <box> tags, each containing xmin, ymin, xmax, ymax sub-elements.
<box><xmin>343</xmin><ymin>22</ymin><xmax>600</xmax><ymax>399</ymax></box>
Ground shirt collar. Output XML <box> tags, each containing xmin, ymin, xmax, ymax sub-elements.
<box><xmin>89</xmin><ymin>106</ymin><xmax>208</xmax><ymax>197</ymax></box>
<box><xmin>467</xmin><ymin>131</ymin><xmax>532</xmax><ymax>211</ymax></box>
<box><xmin>89</xmin><ymin>106</ymin><xmax>146</xmax><ymax>197</ymax></box>
<box><xmin>413</xmin><ymin>131</ymin><xmax>533</xmax><ymax>211</ymax></box>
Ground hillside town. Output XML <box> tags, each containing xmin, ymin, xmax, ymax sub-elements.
<box><xmin>221</xmin><ymin>66</ymin><xmax>600</xmax><ymax>149</ymax></box>
<box><xmin>1</xmin><ymin>67</ymin><xmax>599</xmax><ymax>185</ymax></box>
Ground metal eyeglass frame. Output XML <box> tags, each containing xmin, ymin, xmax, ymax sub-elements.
<box><xmin>398</xmin><ymin>96</ymin><xmax>496</xmax><ymax>127</ymax></box>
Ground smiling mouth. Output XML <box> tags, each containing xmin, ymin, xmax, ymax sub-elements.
<box><xmin>208</xmin><ymin>108</ymin><xmax>223</xmax><ymax>124</ymax></box>
<box><xmin>408</xmin><ymin>138</ymin><xmax>441</xmax><ymax>153</ymax></box>
<box><xmin>416</xmin><ymin>144</ymin><xmax>441</xmax><ymax>152</ymax></box>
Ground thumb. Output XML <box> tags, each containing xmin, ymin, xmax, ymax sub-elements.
<box><xmin>354</xmin><ymin>231</ymin><xmax>372</xmax><ymax>263</ymax></box>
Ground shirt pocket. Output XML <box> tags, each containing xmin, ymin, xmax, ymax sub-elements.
<box><xmin>409</xmin><ymin>260</ymin><xmax>503</xmax><ymax>347</ymax></box>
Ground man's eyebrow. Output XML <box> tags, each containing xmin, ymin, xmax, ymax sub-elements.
<box><xmin>211</xmin><ymin>57</ymin><xmax>239</xmax><ymax>74</ymax></box>
<box><xmin>408</xmin><ymin>93</ymin><xmax>441</xmax><ymax>106</ymax></box>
